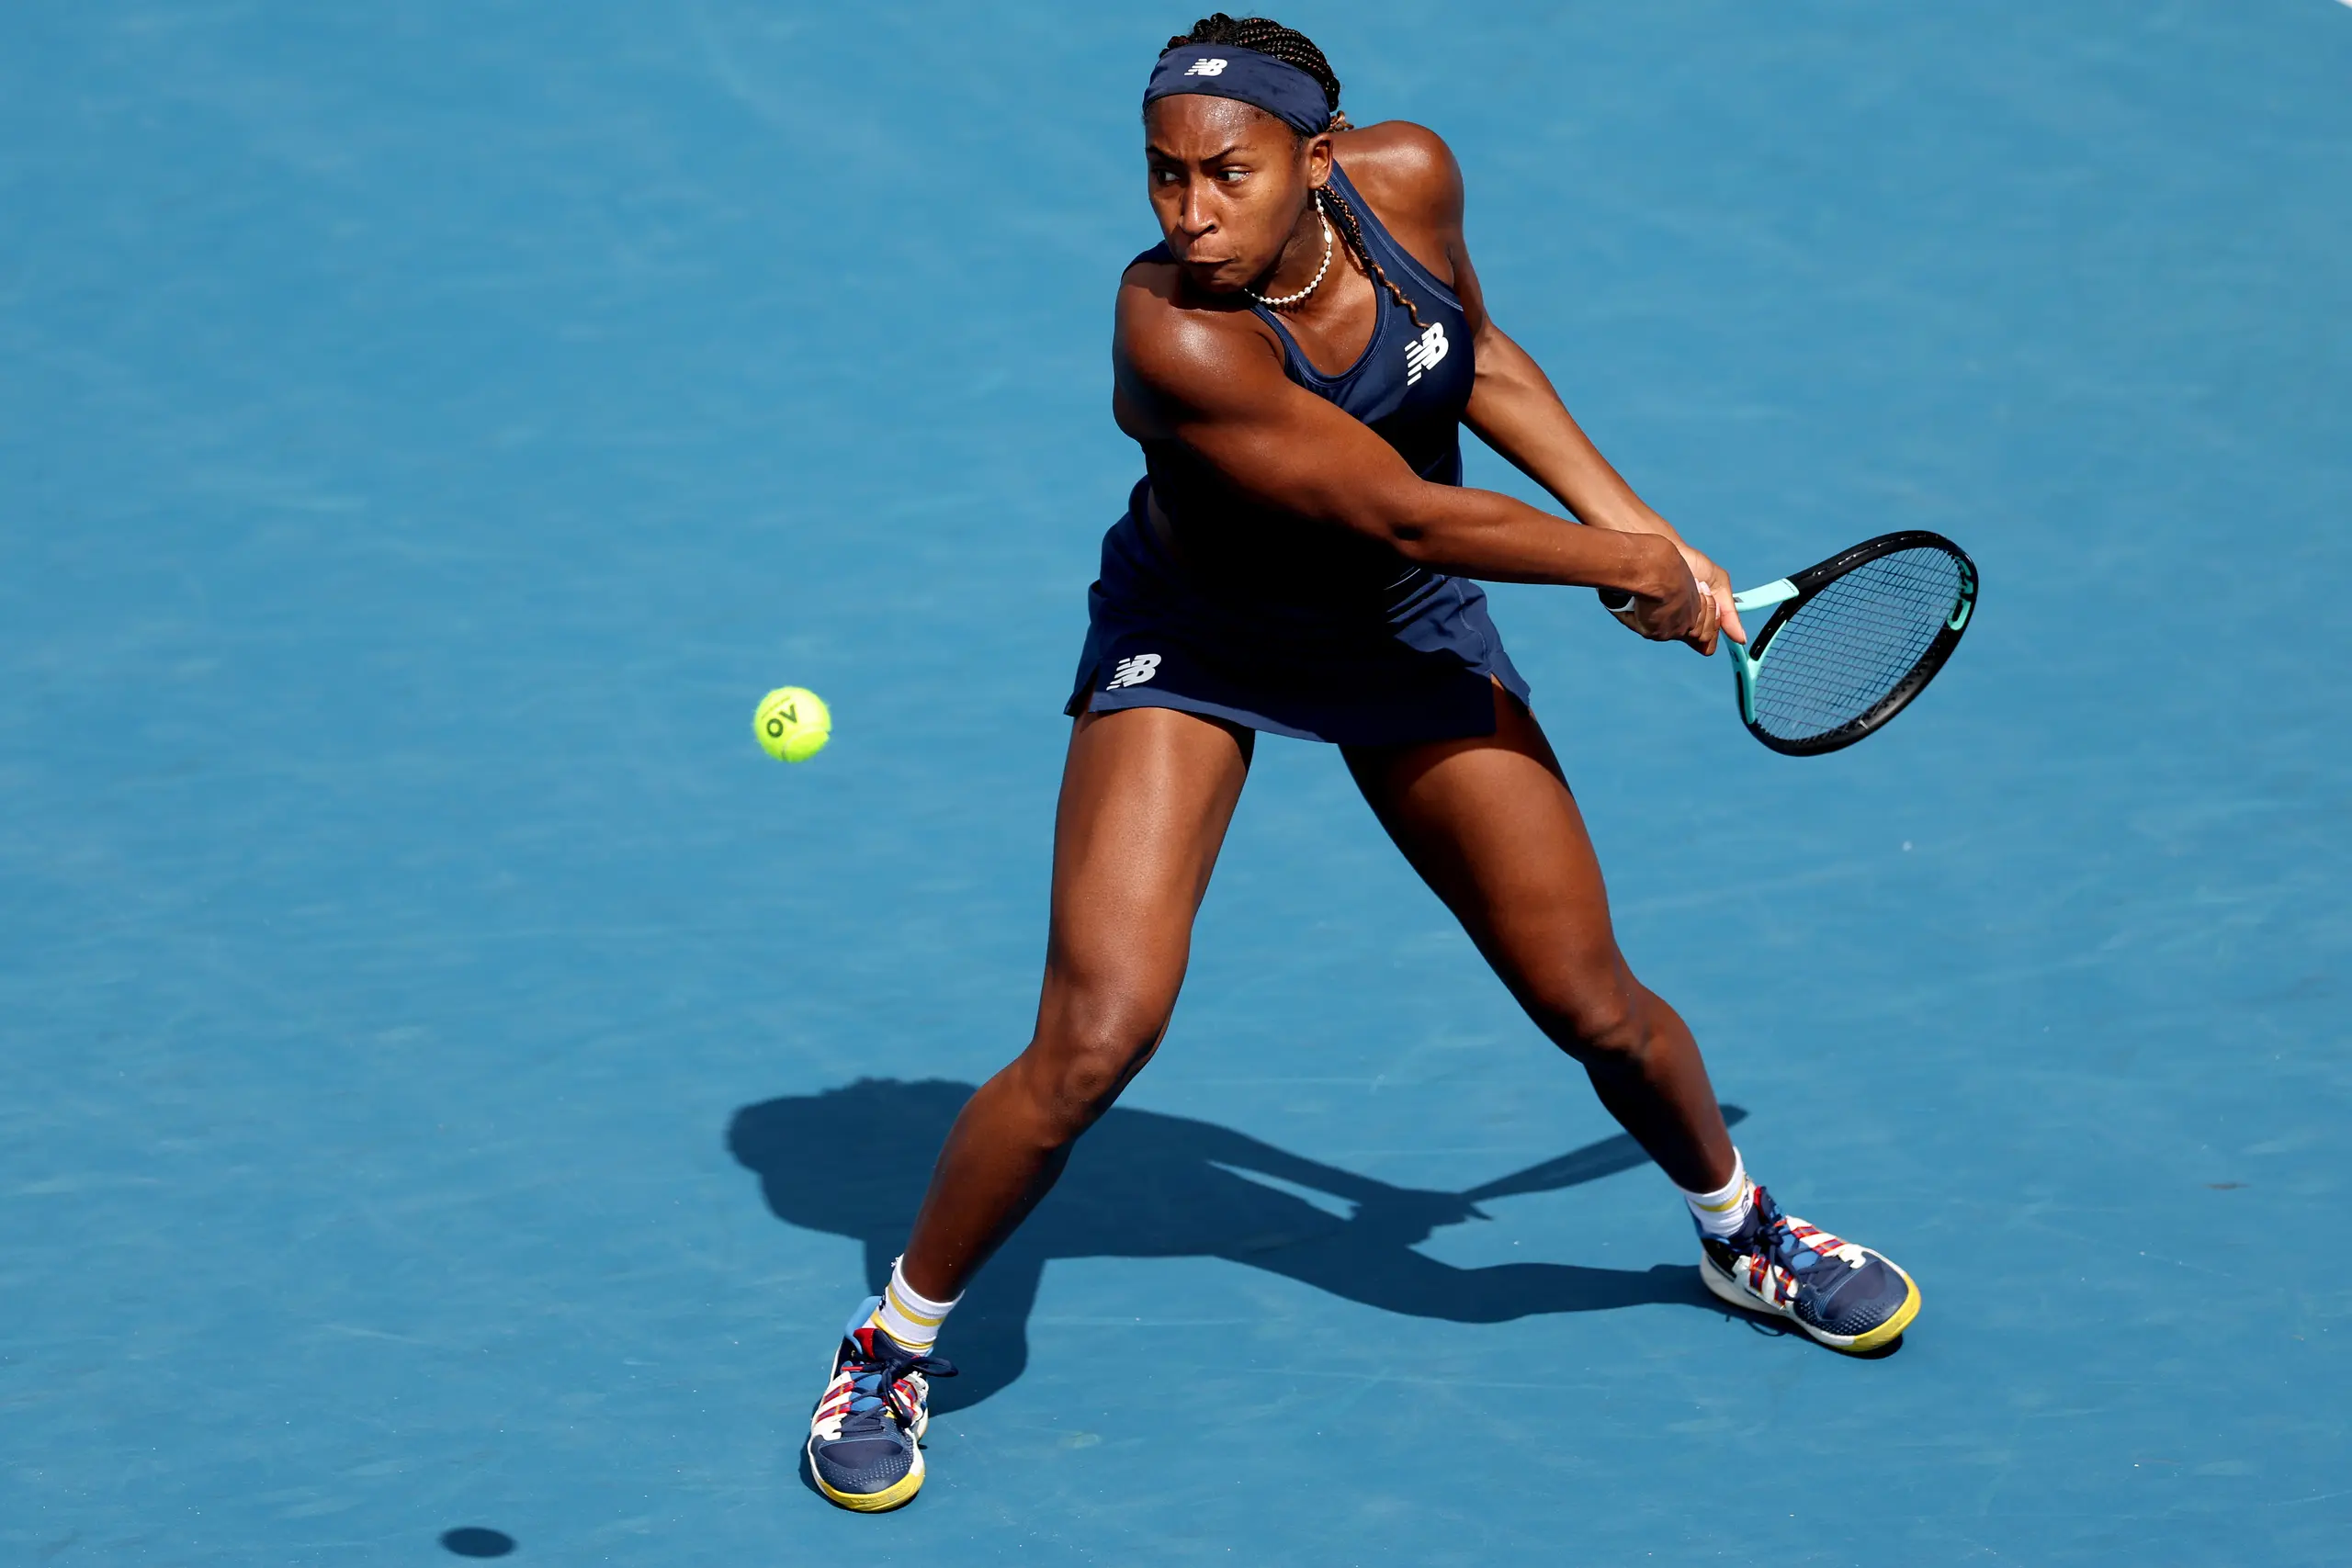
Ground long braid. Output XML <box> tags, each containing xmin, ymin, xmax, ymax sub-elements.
<box><xmin>1168</xmin><ymin>13</ymin><xmax>1428</xmax><ymax>329</ymax></box>
<box><xmin>1317</xmin><ymin>184</ymin><xmax>1425</xmax><ymax>330</ymax></box>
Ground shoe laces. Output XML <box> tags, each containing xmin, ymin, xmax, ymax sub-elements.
<box><xmin>1749</xmin><ymin>1186</ymin><xmax>1858</xmax><ymax>1277</ymax></box>
<box><xmin>833</xmin><ymin>1329</ymin><xmax>957</xmax><ymax>1433</ymax></box>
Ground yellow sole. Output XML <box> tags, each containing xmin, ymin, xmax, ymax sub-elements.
<box><xmin>808</xmin><ymin>1443</ymin><xmax>926</xmax><ymax>1513</ymax></box>
<box><xmin>1838</xmin><ymin>1269</ymin><xmax>1921</xmax><ymax>1354</ymax></box>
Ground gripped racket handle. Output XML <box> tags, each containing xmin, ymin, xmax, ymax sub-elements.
<box><xmin>1598</xmin><ymin>574</ymin><xmax>1796</xmax><ymax>626</ymax></box>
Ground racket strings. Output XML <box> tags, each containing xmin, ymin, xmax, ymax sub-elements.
<box><xmin>1748</xmin><ymin>548</ymin><xmax>1963</xmax><ymax>741</ymax></box>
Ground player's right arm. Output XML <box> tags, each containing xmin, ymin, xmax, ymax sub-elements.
<box><xmin>1112</xmin><ymin>266</ymin><xmax>1711</xmax><ymax>639</ymax></box>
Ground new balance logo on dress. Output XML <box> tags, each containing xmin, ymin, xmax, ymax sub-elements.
<box><xmin>1182</xmin><ymin>57</ymin><xmax>1228</xmax><ymax>76</ymax></box>
<box><xmin>1404</xmin><ymin>321</ymin><xmax>1449</xmax><ymax>386</ymax></box>
<box><xmin>1105</xmin><ymin>653</ymin><xmax>1162</xmax><ymax>689</ymax></box>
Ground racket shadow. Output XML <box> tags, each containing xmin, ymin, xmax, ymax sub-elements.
<box><xmin>728</xmin><ymin>1078</ymin><xmax>1748</xmax><ymax>1413</ymax></box>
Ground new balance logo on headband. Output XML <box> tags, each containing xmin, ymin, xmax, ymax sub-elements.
<box><xmin>1404</xmin><ymin>321</ymin><xmax>1450</xmax><ymax>385</ymax></box>
<box><xmin>1182</xmin><ymin>57</ymin><xmax>1228</xmax><ymax>76</ymax></box>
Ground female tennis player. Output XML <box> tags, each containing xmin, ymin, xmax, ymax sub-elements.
<box><xmin>805</xmin><ymin>15</ymin><xmax>1921</xmax><ymax>1511</ymax></box>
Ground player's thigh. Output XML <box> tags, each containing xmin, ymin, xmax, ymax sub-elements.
<box><xmin>1035</xmin><ymin>705</ymin><xmax>1253</xmax><ymax>1066</ymax></box>
<box><xmin>1341</xmin><ymin>686</ymin><xmax>1634</xmax><ymax>1030</ymax></box>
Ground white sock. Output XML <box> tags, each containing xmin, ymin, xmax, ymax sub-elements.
<box><xmin>868</xmin><ymin>1257</ymin><xmax>958</xmax><ymax>1352</ymax></box>
<box><xmin>1678</xmin><ymin>1149</ymin><xmax>1755</xmax><ymax>1238</ymax></box>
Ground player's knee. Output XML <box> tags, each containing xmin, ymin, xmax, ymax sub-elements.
<box><xmin>1020</xmin><ymin>995</ymin><xmax>1170</xmax><ymax>1140</ymax></box>
<box><xmin>1528</xmin><ymin>961</ymin><xmax>1650</xmax><ymax>1066</ymax></box>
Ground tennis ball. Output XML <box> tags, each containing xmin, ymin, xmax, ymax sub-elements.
<box><xmin>754</xmin><ymin>686</ymin><xmax>831</xmax><ymax>762</ymax></box>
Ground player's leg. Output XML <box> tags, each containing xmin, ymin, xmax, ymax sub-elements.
<box><xmin>808</xmin><ymin>704</ymin><xmax>1253</xmax><ymax>1510</ymax></box>
<box><xmin>1343</xmin><ymin>687</ymin><xmax>1731</xmax><ymax>1191</ymax></box>
<box><xmin>899</xmin><ymin>704</ymin><xmax>1253</xmax><ymax>1297</ymax></box>
<box><xmin>1340</xmin><ymin>684</ymin><xmax>1918</xmax><ymax>1352</ymax></box>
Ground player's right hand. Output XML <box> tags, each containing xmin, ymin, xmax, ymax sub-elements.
<box><xmin>1613</xmin><ymin>563</ymin><xmax>1717</xmax><ymax>652</ymax></box>
<box><xmin>1611</xmin><ymin>546</ymin><xmax>1746</xmax><ymax>657</ymax></box>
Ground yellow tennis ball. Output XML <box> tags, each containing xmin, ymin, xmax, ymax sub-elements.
<box><xmin>754</xmin><ymin>686</ymin><xmax>831</xmax><ymax>762</ymax></box>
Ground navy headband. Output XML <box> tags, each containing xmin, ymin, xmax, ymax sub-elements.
<box><xmin>1143</xmin><ymin>43</ymin><xmax>1333</xmax><ymax>138</ymax></box>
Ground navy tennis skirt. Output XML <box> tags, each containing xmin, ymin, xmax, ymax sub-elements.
<box><xmin>1065</xmin><ymin>482</ymin><xmax>1532</xmax><ymax>747</ymax></box>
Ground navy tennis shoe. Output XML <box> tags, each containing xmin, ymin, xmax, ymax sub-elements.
<box><xmin>806</xmin><ymin>1298</ymin><xmax>956</xmax><ymax>1512</ymax></box>
<box><xmin>1699</xmin><ymin>1185</ymin><xmax>1920</xmax><ymax>1352</ymax></box>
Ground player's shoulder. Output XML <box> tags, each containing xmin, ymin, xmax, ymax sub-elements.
<box><xmin>1114</xmin><ymin>258</ymin><xmax>1282</xmax><ymax>404</ymax></box>
<box><xmin>1330</xmin><ymin>120</ymin><xmax>1465</xmax><ymax>227</ymax></box>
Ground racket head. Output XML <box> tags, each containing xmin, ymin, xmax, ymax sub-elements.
<box><xmin>1737</xmin><ymin>530</ymin><xmax>1977</xmax><ymax>756</ymax></box>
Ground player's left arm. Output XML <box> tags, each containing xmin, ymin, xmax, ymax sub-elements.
<box><xmin>1377</xmin><ymin>127</ymin><xmax>1745</xmax><ymax>640</ymax></box>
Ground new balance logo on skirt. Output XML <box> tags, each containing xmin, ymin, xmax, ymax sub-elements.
<box><xmin>1105</xmin><ymin>653</ymin><xmax>1161</xmax><ymax>689</ymax></box>
<box><xmin>1404</xmin><ymin>321</ymin><xmax>1449</xmax><ymax>385</ymax></box>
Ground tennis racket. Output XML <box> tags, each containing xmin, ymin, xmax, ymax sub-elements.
<box><xmin>1602</xmin><ymin>530</ymin><xmax>1978</xmax><ymax>756</ymax></box>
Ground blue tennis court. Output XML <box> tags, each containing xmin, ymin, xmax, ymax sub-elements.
<box><xmin>5</xmin><ymin>3</ymin><xmax>2348</xmax><ymax>1562</ymax></box>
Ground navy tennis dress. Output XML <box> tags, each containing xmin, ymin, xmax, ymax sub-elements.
<box><xmin>1066</xmin><ymin>161</ymin><xmax>1531</xmax><ymax>748</ymax></box>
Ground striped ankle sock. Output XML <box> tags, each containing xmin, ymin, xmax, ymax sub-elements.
<box><xmin>1678</xmin><ymin>1149</ymin><xmax>1756</xmax><ymax>1239</ymax></box>
<box><xmin>867</xmin><ymin>1257</ymin><xmax>958</xmax><ymax>1352</ymax></box>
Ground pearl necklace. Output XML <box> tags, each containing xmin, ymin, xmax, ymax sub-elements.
<box><xmin>1246</xmin><ymin>193</ymin><xmax>1334</xmax><ymax>310</ymax></box>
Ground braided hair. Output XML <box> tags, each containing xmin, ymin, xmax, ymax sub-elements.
<box><xmin>1165</xmin><ymin>14</ymin><xmax>1427</xmax><ymax>328</ymax></box>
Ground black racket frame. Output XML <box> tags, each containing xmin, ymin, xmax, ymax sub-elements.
<box><xmin>1741</xmin><ymin>529</ymin><xmax>1978</xmax><ymax>757</ymax></box>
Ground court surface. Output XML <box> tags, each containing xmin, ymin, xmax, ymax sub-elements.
<box><xmin>5</xmin><ymin>3</ymin><xmax>2349</xmax><ymax>1563</ymax></box>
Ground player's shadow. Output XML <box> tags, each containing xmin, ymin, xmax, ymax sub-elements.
<box><xmin>728</xmin><ymin>1077</ymin><xmax>1747</xmax><ymax>1412</ymax></box>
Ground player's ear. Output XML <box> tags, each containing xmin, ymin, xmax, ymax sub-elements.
<box><xmin>1302</xmin><ymin>131</ymin><xmax>1334</xmax><ymax>186</ymax></box>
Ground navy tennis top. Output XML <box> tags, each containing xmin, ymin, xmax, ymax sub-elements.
<box><xmin>1131</xmin><ymin>159</ymin><xmax>1476</xmax><ymax>605</ymax></box>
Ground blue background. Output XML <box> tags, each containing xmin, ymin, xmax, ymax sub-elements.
<box><xmin>4</xmin><ymin>2</ymin><xmax>2348</xmax><ymax>1562</ymax></box>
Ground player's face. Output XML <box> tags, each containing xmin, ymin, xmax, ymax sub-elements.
<box><xmin>1144</xmin><ymin>96</ymin><xmax>1329</xmax><ymax>295</ymax></box>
